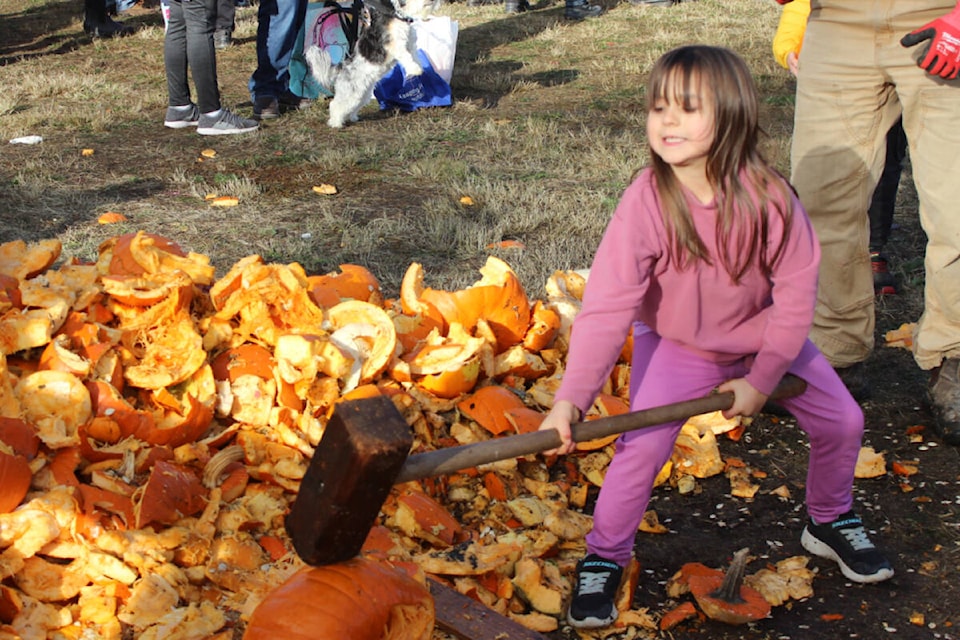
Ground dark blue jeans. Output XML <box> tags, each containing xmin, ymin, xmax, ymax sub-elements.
<box><xmin>248</xmin><ymin>0</ymin><xmax>308</xmax><ymax>101</ymax></box>
<box><xmin>164</xmin><ymin>0</ymin><xmax>221</xmax><ymax>113</ymax></box>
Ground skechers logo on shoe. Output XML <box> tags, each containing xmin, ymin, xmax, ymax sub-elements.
<box><xmin>582</xmin><ymin>560</ymin><xmax>619</xmax><ymax>572</ymax></box>
<box><xmin>831</xmin><ymin>517</ymin><xmax>863</xmax><ymax>530</ymax></box>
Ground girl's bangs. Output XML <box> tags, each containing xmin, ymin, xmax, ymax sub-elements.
<box><xmin>650</xmin><ymin>64</ymin><xmax>701</xmax><ymax>110</ymax></box>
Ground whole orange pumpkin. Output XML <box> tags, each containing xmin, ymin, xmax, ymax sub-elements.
<box><xmin>243</xmin><ymin>557</ymin><xmax>434</xmax><ymax>640</ymax></box>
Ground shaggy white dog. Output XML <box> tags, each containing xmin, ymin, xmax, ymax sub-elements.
<box><xmin>305</xmin><ymin>0</ymin><xmax>429</xmax><ymax>128</ymax></box>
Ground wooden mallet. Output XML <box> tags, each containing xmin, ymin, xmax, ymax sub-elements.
<box><xmin>285</xmin><ymin>375</ymin><xmax>807</xmax><ymax>566</ymax></box>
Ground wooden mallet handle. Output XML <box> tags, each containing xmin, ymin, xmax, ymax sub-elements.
<box><xmin>396</xmin><ymin>374</ymin><xmax>806</xmax><ymax>482</ymax></box>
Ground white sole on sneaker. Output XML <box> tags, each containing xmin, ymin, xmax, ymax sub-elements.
<box><xmin>197</xmin><ymin>127</ymin><xmax>258</xmax><ymax>136</ymax></box>
<box><xmin>566</xmin><ymin>607</ymin><xmax>618</xmax><ymax>629</ymax></box>
<box><xmin>801</xmin><ymin>527</ymin><xmax>895</xmax><ymax>583</ymax></box>
<box><xmin>164</xmin><ymin>121</ymin><xmax>199</xmax><ymax>129</ymax></box>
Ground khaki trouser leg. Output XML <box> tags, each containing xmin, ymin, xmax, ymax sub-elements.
<box><xmin>792</xmin><ymin>0</ymin><xmax>960</xmax><ymax>370</ymax></box>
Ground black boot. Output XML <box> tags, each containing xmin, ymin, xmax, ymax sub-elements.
<box><xmin>505</xmin><ymin>0</ymin><xmax>530</xmax><ymax>12</ymax></box>
<box><xmin>84</xmin><ymin>0</ymin><xmax>134</xmax><ymax>37</ymax></box>
<box><xmin>929</xmin><ymin>357</ymin><xmax>960</xmax><ymax>446</ymax></box>
<box><xmin>564</xmin><ymin>0</ymin><xmax>602</xmax><ymax>19</ymax></box>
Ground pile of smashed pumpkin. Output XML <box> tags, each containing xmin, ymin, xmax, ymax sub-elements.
<box><xmin>0</xmin><ymin>232</ymin><xmax>816</xmax><ymax>640</ymax></box>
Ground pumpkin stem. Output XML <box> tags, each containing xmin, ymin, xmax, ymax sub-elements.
<box><xmin>710</xmin><ymin>547</ymin><xmax>750</xmax><ymax>604</ymax></box>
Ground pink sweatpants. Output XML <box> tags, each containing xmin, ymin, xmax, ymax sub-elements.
<box><xmin>585</xmin><ymin>324</ymin><xmax>864</xmax><ymax>566</ymax></box>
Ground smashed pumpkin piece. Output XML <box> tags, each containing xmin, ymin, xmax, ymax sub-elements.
<box><xmin>100</xmin><ymin>231</ymin><xmax>214</xmax><ymax>285</ymax></box>
<box><xmin>325</xmin><ymin>299</ymin><xmax>398</xmax><ymax>389</ymax></box>
<box><xmin>394</xmin><ymin>490</ymin><xmax>464</xmax><ymax>547</ymax></box>
<box><xmin>413</xmin><ymin>257</ymin><xmax>532</xmax><ymax>353</ymax></box>
<box><xmin>0</xmin><ymin>449</ymin><xmax>31</xmax><ymax>515</ymax></box>
<box><xmin>744</xmin><ymin>556</ymin><xmax>815</xmax><ymax>607</ymax></box>
<box><xmin>16</xmin><ymin>370</ymin><xmax>92</xmax><ymax>449</ymax></box>
<box><xmin>244</xmin><ymin>558</ymin><xmax>434</xmax><ymax>640</ymax></box>
<box><xmin>457</xmin><ymin>385</ymin><xmax>527</xmax><ymax>436</ymax></box>
<box><xmin>307</xmin><ymin>264</ymin><xmax>382</xmax><ymax>307</ymax></box>
<box><xmin>511</xmin><ymin>557</ymin><xmax>562</xmax><ymax>615</ymax></box>
<box><xmin>133</xmin><ymin>460</ymin><xmax>208</xmax><ymax>528</ymax></box>
<box><xmin>671</xmin><ymin>422</ymin><xmax>724</xmax><ymax>479</ymax></box>
<box><xmin>854</xmin><ymin>446</ymin><xmax>887</xmax><ymax>479</ymax></box>
<box><xmin>0</xmin><ymin>239</ymin><xmax>62</xmax><ymax>280</ymax></box>
<box><xmin>688</xmin><ymin>548</ymin><xmax>771</xmax><ymax>625</ymax></box>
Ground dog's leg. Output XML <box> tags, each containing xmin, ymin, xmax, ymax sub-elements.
<box><xmin>389</xmin><ymin>20</ymin><xmax>423</xmax><ymax>77</ymax></box>
<box><xmin>328</xmin><ymin>57</ymin><xmax>388</xmax><ymax>127</ymax></box>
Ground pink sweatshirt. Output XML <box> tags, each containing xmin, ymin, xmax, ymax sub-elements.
<box><xmin>556</xmin><ymin>168</ymin><xmax>820</xmax><ymax>413</ymax></box>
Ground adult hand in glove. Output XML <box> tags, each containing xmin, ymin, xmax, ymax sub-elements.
<box><xmin>901</xmin><ymin>4</ymin><xmax>960</xmax><ymax>80</ymax></box>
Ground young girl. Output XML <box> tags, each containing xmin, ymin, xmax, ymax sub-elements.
<box><xmin>538</xmin><ymin>45</ymin><xmax>894</xmax><ymax>630</ymax></box>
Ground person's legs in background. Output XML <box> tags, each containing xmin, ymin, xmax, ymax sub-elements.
<box><xmin>249</xmin><ymin>0</ymin><xmax>310</xmax><ymax>119</ymax></box>
<box><xmin>214</xmin><ymin>0</ymin><xmax>235</xmax><ymax>49</ymax></box>
<box><xmin>83</xmin><ymin>0</ymin><xmax>134</xmax><ymax>37</ymax></box>
<box><xmin>868</xmin><ymin>118</ymin><xmax>908</xmax><ymax>296</ymax></box>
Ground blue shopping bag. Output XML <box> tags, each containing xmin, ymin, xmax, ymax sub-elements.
<box><xmin>373</xmin><ymin>50</ymin><xmax>452</xmax><ymax>112</ymax></box>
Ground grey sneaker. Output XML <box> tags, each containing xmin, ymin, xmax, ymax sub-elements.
<box><xmin>214</xmin><ymin>29</ymin><xmax>232</xmax><ymax>49</ymax></box>
<box><xmin>564</xmin><ymin>0</ymin><xmax>603</xmax><ymax>19</ymax></box>
<box><xmin>253</xmin><ymin>96</ymin><xmax>280</xmax><ymax>120</ymax></box>
<box><xmin>164</xmin><ymin>103</ymin><xmax>200</xmax><ymax>129</ymax></box>
<box><xmin>801</xmin><ymin>511</ymin><xmax>894</xmax><ymax>583</ymax></box>
<box><xmin>197</xmin><ymin>108</ymin><xmax>259</xmax><ymax>135</ymax></box>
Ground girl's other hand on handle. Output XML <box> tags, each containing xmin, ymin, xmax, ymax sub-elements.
<box><xmin>716</xmin><ymin>378</ymin><xmax>768</xmax><ymax>420</ymax></box>
<box><xmin>539</xmin><ymin>400</ymin><xmax>581</xmax><ymax>456</ymax></box>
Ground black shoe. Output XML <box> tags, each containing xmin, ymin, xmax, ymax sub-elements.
<box><xmin>279</xmin><ymin>91</ymin><xmax>313</xmax><ymax>111</ymax></box>
<box><xmin>564</xmin><ymin>0</ymin><xmax>603</xmax><ymax>19</ymax></box>
<box><xmin>214</xmin><ymin>29</ymin><xmax>232</xmax><ymax>49</ymax></box>
<box><xmin>835</xmin><ymin>362</ymin><xmax>870</xmax><ymax>402</ymax></box>
<box><xmin>84</xmin><ymin>17</ymin><xmax>134</xmax><ymax>38</ymax></box>
<box><xmin>253</xmin><ymin>96</ymin><xmax>280</xmax><ymax>120</ymax></box>
<box><xmin>505</xmin><ymin>0</ymin><xmax>530</xmax><ymax>12</ymax></box>
<box><xmin>567</xmin><ymin>554</ymin><xmax>622</xmax><ymax>629</ymax></box>
<box><xmin>928</xmin><ymin>357</ymin><xmax>960</xmax><ymax>446</ymax></box>
<box><xmin>800</xmin><ymin>511</ymin><xmax>894</xmax><ymax>583</ymax></box>
<box><xmin>870</xmin><ymin>252</ymin><xmax>898</xmax><ymax>296</ymax></box>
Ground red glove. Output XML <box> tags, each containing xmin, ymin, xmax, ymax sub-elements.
<box><xmin>901</xmin><ymin>4</ymin><xmax>960</xmax><ymax>80</ymax></box>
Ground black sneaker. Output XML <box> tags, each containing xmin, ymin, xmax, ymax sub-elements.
<box><xmin>567</xmin><ymin>554</ymin><xmax>623</xmax><ymax>629</ymax></box>
<box><xmin>279</xmin><ymin>91</ymin><xmax>313</xmax><ymax>112</ymax></box>
<box><xmin>253</xmin><ymin>96</ymin><xmax>280</xmax><ymax>120</ymax></box>
<box><xmin>84</xmin><ymin>17</ymin><xmax>134</xmax><ymax>38</ymax></box>
<box><xmin>801</xmin><ymin>511</ymin><xmax>894</xmax><ymax>583</ymax></box>
<box><xmin>870</xmin><ymin>252</ymin><xmax>898</xmax><ymax>295</ymax></box>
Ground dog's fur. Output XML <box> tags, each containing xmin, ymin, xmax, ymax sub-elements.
<box><xmin>305</xmin><ymin>0</ymin><xmax>430</xmax><ymax>128</ymax></box>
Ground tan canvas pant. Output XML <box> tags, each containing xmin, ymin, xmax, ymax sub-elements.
<box><xmin>791</xmin><ymin>0</ymin><xmax>960</xmax><ymax>370</ymax></box>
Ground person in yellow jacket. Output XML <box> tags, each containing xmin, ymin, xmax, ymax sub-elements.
<box><xmin>773</xmin><ymin>0</ymin><xmax>907</xmax><ymax>299</ymax></box>
<box><xmin>780</xmin><ymin>0</ymin><xmax>960</xmax><ymax>447</ymax></box>
<box><xmin>772</xmin><ymin>0</ymin><xmax>809</xmax><ymax>74</ymax></box>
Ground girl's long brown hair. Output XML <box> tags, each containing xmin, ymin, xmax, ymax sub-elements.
<box><xmin>646</xmin><ymin>45</ymin><xmax>795</xmax><ymax>283</ymax></box>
